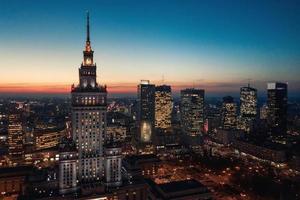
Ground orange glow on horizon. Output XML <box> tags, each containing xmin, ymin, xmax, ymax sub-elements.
<box><xmin>0</xmin><ymin>81</ymin><xmax>247</xmax><ymax>95</ymax></box>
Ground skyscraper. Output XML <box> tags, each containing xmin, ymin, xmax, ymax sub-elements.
<box><xmin>155</xmin><ymin>85</ymin><xmax>172</xmax><ymax>130</ymax></box>
<box><xmin>238</xmin><ymin>85</ymin><xmax>257</xmax><ymax>133</ymax></box>
<box><xmin>137</xmin><ymin>80</ymin><xmax>155</xmax><ymax>143</ymax></box>
<box><xmin>221</xmin><ymin>96</ymin><xmax>237</xmax><ymax>130</ymax></box>
<box><xmin>70</xmin><ymin>12</ymin><xmax>107</xmax><ymax>183</ymax></box>
<box><xmin>8</xmin><ymin>114</ymin><xmax>23</xmax><ymax>166</ymax></box>
<box><xmin>180</xmin><ymin>88</ymin><xmax>205</xmax><ymax>137</ymax></box>
<box><xmin>267</xmin><ymin>82</ymin><xmax>288</xmax><ymax>136</ymax></box>
<box><xmin>240</xmin><ymin>85</ymin><xmax>257</xmax><ymax>118</ymax></box>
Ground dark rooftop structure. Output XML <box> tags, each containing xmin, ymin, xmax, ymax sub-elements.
<box><xmin>147</xmin><ymin>179</ymin><xmax>212</xmax><ymax>200</ymax></box>
<box><xmin>124</xmin><ymin>154</ymin><xmax>161</xmax><ymax>166</ymax></box>
<box><xmin>159</xmin><ymin>179</ymin><xmax>205</xmax><ymax>193</ymax></box>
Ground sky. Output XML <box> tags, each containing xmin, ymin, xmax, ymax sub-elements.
<box><xmin>0</xmin><ymin>0</ymin><xmax>299</xmax><ymax>97</ymax></box>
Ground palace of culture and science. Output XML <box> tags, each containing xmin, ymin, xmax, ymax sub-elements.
<box><xmin>59</xmin><ymin>13</ymin><xmax>122</xmax><ymax>195</ymax></box>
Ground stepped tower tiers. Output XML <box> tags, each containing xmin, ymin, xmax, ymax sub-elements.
<box><xmin>71</xmin><ymin>12</ymin><xmax>107</xmax><ymax>184</ymax></box>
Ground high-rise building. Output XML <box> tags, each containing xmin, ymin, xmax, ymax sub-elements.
<box><xmin>221</xmin><ymin>96</ymin><xmax>237</xmax><ymax>130</ymax></box>
<box><xmin>8</xmin><ymin>114</ymin><xmax>24</xmax><ymax>166</ymax></box>
<box><xmin>155</xmin><ymin>85</ymin><xmax>172</xmax><ymax>130</ymax></box>
<box><xmin>137</xmin><ymin>80</ymin><xmax>155</xmax><ymax>143</ymax></box>
<box><xmin>267</xmin><ymin>82</ymin><xmax>288</xmax><ymax>135</ymax></box>
<box><xmin>70</xmin><ymin>12</ymin><xmax>107</xmax><ymax>183</ymax></box>
<box><xmin>240</xmin><ymin>85</ymin><xmax>257</xmax><ymax>117</ymax></box>
<box><xmin>238</xmin><ymin>85</ymin><xmax>257</xmax><ymax>133</ymax></box>
<box><xmin>180</xmin><ymin>88</ymin><xmax>205</xmax><ymax>137</ymax></box>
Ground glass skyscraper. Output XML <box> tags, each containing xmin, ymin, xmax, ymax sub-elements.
<box><xmin>180</xmin><ymin>88</ymin><xmax>205</xmax><ymax>137</ymax></box>
<box><xmin>267</xmin><ymin>82</ymin><xmax>288</xmax><ymax>136</ymax></box>
<box><xmin>137</xmin><ymin>80</ymin><xmax>155</xmax><ymax>143</ymax></box>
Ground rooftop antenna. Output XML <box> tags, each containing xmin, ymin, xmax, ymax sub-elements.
<box><xmin>247</xmin><ymin>78</ymin><xmax>251</xmax><ymax>87</ymax></box>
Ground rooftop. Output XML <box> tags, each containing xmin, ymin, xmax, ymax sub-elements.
<box><xmin>124</xmin><ymin>154</ymin><xmax>161</xmax><ymax>165</ymax></box>
<box><xmin>158</xmin><ymin>179</ymin><xmax>205</xmax><ymax>194</ymax></box>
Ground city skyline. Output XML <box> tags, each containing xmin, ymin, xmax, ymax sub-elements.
<box><xmin>0</xmin><ymin>3</ymin><xmax>299</xmax><ymax>199</ymax></box>
<box><xmin>0</xmin><ymin>0</ymin><xmax>300</xmax><ymax>97</ymax></box>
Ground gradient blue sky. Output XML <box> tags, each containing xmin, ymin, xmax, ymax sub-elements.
<box><xmin>0</xmin><ymin>0</ymin><xmax>299</xmax><ymax>96</ymax></box>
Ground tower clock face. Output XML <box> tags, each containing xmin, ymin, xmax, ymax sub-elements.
<box><xmin>86</xmin><ymin>58</ymin><xmax>92</xmax><ymax>65</ymax></box>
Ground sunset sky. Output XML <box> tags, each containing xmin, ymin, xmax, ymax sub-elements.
<box><xmin>0</xmin><ymin>0</ymin><xmax>299</xmax><ymax>97</ymax></box>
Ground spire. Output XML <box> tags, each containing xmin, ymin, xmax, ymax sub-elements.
<box><xmin>85</xmin><ymin>11</ymin><xmax>92</xmax><ymax>52</ymax></box>
<box><xmin>86</xmin><ymin>11</ymin><xmax>90</xmax><ymax>42</ymax></box>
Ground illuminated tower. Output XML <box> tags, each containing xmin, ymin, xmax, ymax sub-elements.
<box><xmin>240</xmin><ymin>84</ymin><xmax>257</xmax><ymax>117</ymax></box>
<box><xmin>238</xmin><ymin>84</ymin><xmax>257</xmax><ymax>133</ymax></box>
<box><xmin>180</xmin><ymin>88</ymin><xmax>205</xmax><ymax>137</ymax></box>
<box><xmin>267</xmin><ymin>82</ymin><xmax>287</xmax><ymax>136</ymax></box>
<box><xmin>155</xmin><ymin>85</ymin><xmax>172</xmax><ymax>130</ymax></box>
<box><xmin>71</xmin><ymin>12</ymin><xmax>107</xmax><ymax>183</ymax></box>
<box><xmin>8</xmin><ymin>114</ymin><xmax>24</xmax><ymax>166</ymax></box>
<box><xmin>221</xmin><ymin>96</ymin><xmax>237</xmax><ymax>130</ymax></box>
<box><xmin>137</xmin><ymin>80</ymin><xmax>155</xmax><ymax>143</ymax></box>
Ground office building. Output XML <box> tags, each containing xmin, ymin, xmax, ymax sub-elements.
<box><xmin>180</xmin><ymin>89</ymin><xmax>205</xmax><ymax>149</ymax></box>
<box><xmin>8</xmin><ymin>114</ymin><xmax>24</xmax><ymax>166</ymax></box>
<box><xmin>155</xmin><ymin>85</ymin><xmax>172</xmax><ymax>130</ymax></box>
<box><xmin>34</xmin><ymin>129</ymin><xmax>63</xmax><ymax>150</ymax></box>
<box><xmin>137</xmin><ymin>80</ymin><xmax>155</xmax><ymax>143</ymax></box>
<box><xmin>240</xmin><ymin>85</ymin><xmax>257</xmax><ymax>117</ymax></box>
<box><xmin>221</xmin><ymin>96</ymin><xmax>237</xmax><ymax>130</ymax></box>
<box><xmin>239</xmin><ymin>85</ymin><xmax>257</xmax><ymax>133</ymax></box>
<box><xmin>180</xmin><ymin>88</ymin><xmax>205</xmax><ymax>136</ymax></box>
<box><xmin>106</xmin><ymin>124</ymin><xmax>127</xmax><ymax>142</ymax></box>
<box><xmin>267</xmin><ymin>82</ymin><xmax>288</xmax><ymax>135</ymax></box>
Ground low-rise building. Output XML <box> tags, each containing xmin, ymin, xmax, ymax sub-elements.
<box><xmin>123</xmin><ymin>154</ymin><xmax>161</xmax><ymax>180</ymax></box>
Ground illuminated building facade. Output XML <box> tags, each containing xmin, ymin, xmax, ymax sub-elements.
<box><xmin>106</xmin><ymin>124</ymin><xmax>126</xmax><ymax>142</ymax></box>
<box><xmin>104</xmin><ymin>142</ymin><xmax>122</xmax><ymax>187</ymax></box>
<box><xmin>240</xmin><ymin>85</ymin><xmax>257</xmax><ymax>117</ymax></box>
<box><xmin>238</xmin><ymin>85</ymin><xmax>257</xmax><ymax>133</ymax></box>
<box><xmin>155</xmin><ymin>85</ymin><xmax>172</xmax><ymax>130</ymax></box>
<box><xmin>267</xmin><ymin>82</ymin><xmax>288</xmax><ymax>135</ymax></box>
<box><xmin>58</xmin><ymin>141</ymin><xmax>78</xmax><ymax>194</ymax></box>
<box><xmin>180</xmin><ymin>88</ymin><xmax>205</xmax><ymax>137</ymax></box>
<box><xmin>34</xmin><ymin>129</ymin><xmax>63</xmax><ymax>150</ymax></box>
<box><xmin>137</xmin><ymin>80</ymin><xmax>155</xmax><ymax>143</ymax></box>
<box><xmin>8</xmin><ymin>114</ymin><xmax>24</xmax><ymax>166</ymax></box>
<box><xmin>70</xmin><ymin>13</ymin><xmax>107</xmax><ymax>183</ymax></box>
<box><xmin>221</xmin><ymin>96</ymin><xmax>237</xmax><ymax>130</ymax></box>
